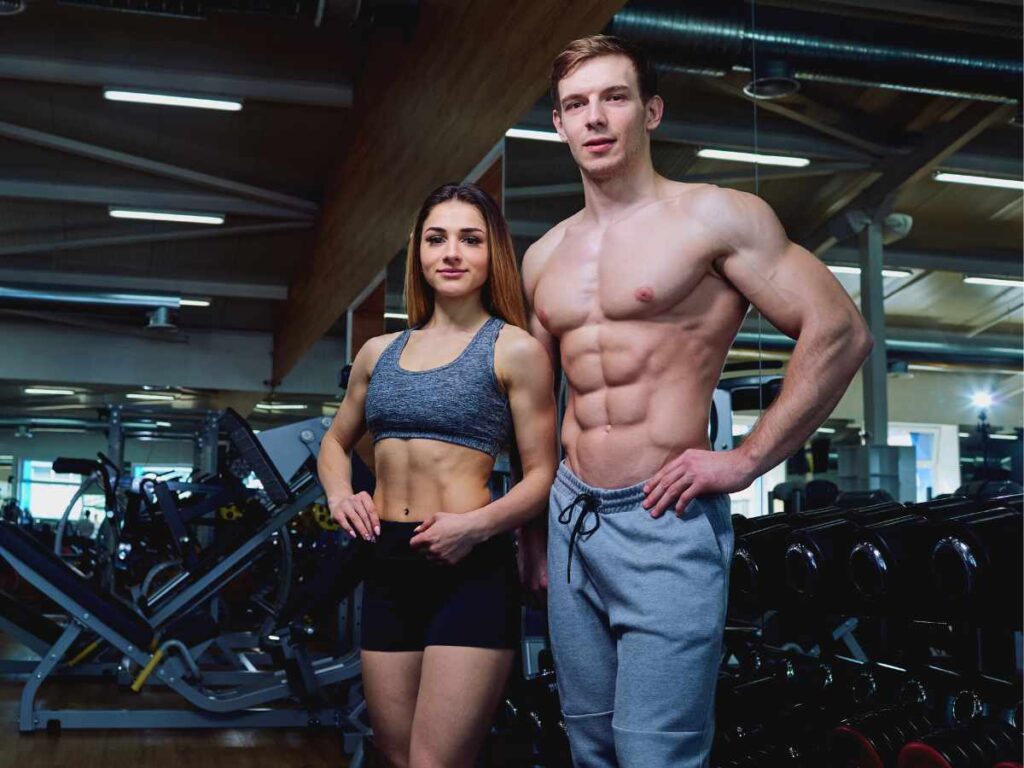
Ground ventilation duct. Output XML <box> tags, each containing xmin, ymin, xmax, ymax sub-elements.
<box><xmin>610</xmin><ymin>1</ymin><xmax>1022</xmax><ymax>103</ymax></box>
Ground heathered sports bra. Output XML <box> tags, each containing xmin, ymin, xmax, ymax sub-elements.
<box><xmin>364</xmin><ymin>316</ymin><xmax>513</xmax><ymax>457</ymax></box>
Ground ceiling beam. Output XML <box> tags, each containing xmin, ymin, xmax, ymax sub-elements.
<box><xmin>504</xmin><ymin>162</ymin><xmax>870</xmax><ymax>200</ymax></box>
<box><xmin>272</xmin><ymin>0</ymin><xmax>630</xmax><ymax>383</ymax></box>
<box><xmin>0</xmin><ymin>55</ymin><xmax>353</xmax><ymax>109</ymax></box>
<box><xmin>0</xmin><ymin>221</ymin><xmax>311</xmax><ymax>257</ymax></box>
<box><xmin>0</xmin><ymin>269</ymin><xmax>287</xmax><ymax>301</ymax></box>
<box><xmin>800</xmin><ymin>101</ymin><xmax>1016</xmax><ymax>253</ymax></box>
<box><xmin>0</xmin><ymin>320</ymin><xmax>342</xmax><ymax>395</ymax></box>
<box><xmin>0</xmin><ymin>120</ymin><xmax>318</xmax><ymax>214</ymax></box>
<box><xmin>0</xmin><ymin>180</ymin><xmax>313</xmax><ymax>220</ymax></box>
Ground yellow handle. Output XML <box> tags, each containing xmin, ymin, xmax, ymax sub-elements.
<box><xmin>67</xmin><ymin>639</ymin><xmax>101</xmax><ymax>668</ymax></box>
<box><xmin>130</xmin><ymin>648</ymin><xmax>165</xmax><ymax>693</ymax></box>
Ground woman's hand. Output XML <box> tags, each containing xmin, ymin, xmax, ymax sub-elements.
<box><xmin>409</xmin><ymin>512</ymin><xmax>485</xmax><ymax>565</ymax></box>
<box><xmin>328</xmin><ymin>491</ymin><xmax>381</xmax><ymax>541</ymax></box>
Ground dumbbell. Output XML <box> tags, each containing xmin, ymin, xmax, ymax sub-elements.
<box><xmin>785</xmin><ymin>502</ymin><xmax>906</xmax><ymax>604</ymax></box>
<box><xmin>896</xmin><ymin>720</ymin><xmax>1021</xmax><ymax>768</ymax></box>
<box><xmin>828</xmin><ymin>706</ymin><xmax>937</xmax><ymax>768</ymax></box>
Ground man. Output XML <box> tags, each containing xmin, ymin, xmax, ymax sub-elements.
<box><xmin>518</xmin><ymin>35</ymin><xmax>872</xmax><ymax>767</ymax></box>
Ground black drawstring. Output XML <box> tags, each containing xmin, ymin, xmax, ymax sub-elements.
<box><xmin>558</xmin><ymin>491</ymin><xmax>600</xmax><ymax>584</ymax></box>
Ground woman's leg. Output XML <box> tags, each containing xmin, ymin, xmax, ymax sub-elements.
<box><xmin>361</xmin><ymin>650</ymin><xmax>424</xmax><ymax>768</ymax></box>
<box><xmin>408</xmin><ymin>645</ymin><xmax>514</xmax><ymax>768</ymax></box>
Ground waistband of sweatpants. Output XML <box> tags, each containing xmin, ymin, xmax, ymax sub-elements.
<box><xmin>554</xmin><ymin>460</ymin><xmax>648</xmax><ymax>514</ymax></box>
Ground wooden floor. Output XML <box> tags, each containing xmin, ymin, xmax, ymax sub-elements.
<box><xmin>0</xmin><ymin>632</ymin><xmax>351</xmax><ymax>768</ymax></box>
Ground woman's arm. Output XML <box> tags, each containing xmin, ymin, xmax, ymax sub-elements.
<box><xmin>318</xmin><ymin>337</ymin><xmax>388</xmax><ymax>541</ymax></box>
<box><xmin>471</xmin><ymin>326</ymin><xmax>558</xmax><ymax>538</ymax></box>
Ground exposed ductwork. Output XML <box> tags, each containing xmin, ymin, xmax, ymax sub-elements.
<box><xmin>610</xmin><ymin>1</ymin><xmax>1022</xmax><ymax>103</ymax></box>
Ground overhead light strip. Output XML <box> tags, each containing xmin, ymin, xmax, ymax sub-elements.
<box><xmin>255</xmin><ymin>403</ymin><xmax>308</xmax><ymax>411</ymax></box>
<box><xmin>963</xmin><ymin>276</ymin><xmax>1024</xmax><ymax>288</ymax></box>
<box><xmin>109</xmin><ymin>208</ymin><xmax>225</xmax><ymax>225</ymax></box>
<box><xmin>126</xmin><ymin>392</ymin><xmax>176</xmax><ymax>401</ymax></box>
<box><xmin>505</xmin><ymin>128</ymin><xmax>563</xmax><ymax>143</ymax></box>
<box><xmin>828</xmin><ymin>265</ymin><xmax>912</xmax><ymax>278</ymax></box>
<box><xmin>24</xmin><ymin>387</ymin><xmax>75</xmax><ymax>396</ymax></box>
<box><xmin>104</xmin><ymin>89</ymin><xmax>243</xmax><ymax>112</ymax></box>
<box><xmin>384</xmin><ymin>312</ymin><xmax>409</xmax><ymax>320</ymax></box>
<box><xmin>697</xmin><ymin>148</ymin><xmax>810</xmax><ymax>167</ymax></box>
<box><xmin>933</xmin><ymin>172</ymin><xmax>1024</xmax><ymax>191</ymax></box>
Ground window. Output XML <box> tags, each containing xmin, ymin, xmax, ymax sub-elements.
<box><xmin>17</xmin><ymin>460</ymin><xmax>105</xmax><ymax>523</ymax></box>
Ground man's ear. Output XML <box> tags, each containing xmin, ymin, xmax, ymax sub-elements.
<box><xmin>645</xmin><ymin>95</ymin><xmax>664</xmax><ymax>133</ymax></box>
<box><xmin>552</xmin><ymin>108</ymin><xmax>568</xmax><ymax>142</ymax></box>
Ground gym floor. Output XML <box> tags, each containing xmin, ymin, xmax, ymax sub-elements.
<box><xmin>0</xmin><ymin>631</ymin><xmax>351</xmax><ymax>768</ymax></box>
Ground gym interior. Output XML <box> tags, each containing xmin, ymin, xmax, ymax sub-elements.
<box><xmin>0</xmin><ymin>1</ymin><xmax>1021</xmax><ymax>766</ymax></box>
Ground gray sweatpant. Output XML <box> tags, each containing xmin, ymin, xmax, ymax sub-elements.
<box><xmin>547</xmin><ymin>461</ymin><xmax>733</xmax><ymax>768</ymax></box>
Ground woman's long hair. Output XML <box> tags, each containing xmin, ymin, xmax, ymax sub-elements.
<box><xmin>404</xmin><ymin>183</ymin><xmax>528</xmax><ymax>330</ymax></box>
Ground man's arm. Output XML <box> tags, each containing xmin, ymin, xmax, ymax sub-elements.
<box><xmin>644</xmin><ymin>189</ymin><xmax>872</xmax><ymax>517</ymax></box>
<box><xmin>516</xmin><ymin>237</ymin><xmax>562</xmax><ymax>600</ymax></box>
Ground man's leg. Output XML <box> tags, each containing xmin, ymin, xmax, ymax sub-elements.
<box><xmin>547</xmin><ymin>484</ymin><xmax>619</xmax><ymax>767</ymax></box>
<box><xmin>597</xmin><ymin>494</ymin><xmax>733</xmax><ymax>767</ymax></box>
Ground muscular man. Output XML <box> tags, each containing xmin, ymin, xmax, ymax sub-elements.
<box><xmin>519</xmin><ymin>35</ymin><xmax>872</xmax><ymax>767</ymax></box>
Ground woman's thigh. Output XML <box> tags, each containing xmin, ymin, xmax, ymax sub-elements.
<box><xmin>362</xmin><ymin>650</ymin><xmax>423</xmax><ymax>766</ymax></box>
<box><xmin>409</xmin><ymin>645</ymin><xmax>514</xmax><ymax>768</ymax></box>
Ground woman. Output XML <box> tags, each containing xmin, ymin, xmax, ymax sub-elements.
<box><xmin>318</xmin><ymin>182</ymin><xmax>557</xmax><ymax>768</ymax></box>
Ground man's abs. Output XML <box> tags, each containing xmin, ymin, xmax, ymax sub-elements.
<box><xmin>558</xmin><ymin>321</ymin><xmax>729</xmax><ymax>489</ymax></box>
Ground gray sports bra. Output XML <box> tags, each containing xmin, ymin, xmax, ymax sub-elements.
<box><xmin>364</xmin><ymin>317</ymin><xmax>513</xmax><ymax>457</ymax></box>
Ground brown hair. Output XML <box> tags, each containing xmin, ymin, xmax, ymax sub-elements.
<box><xmin>550</xmin><ymin>34</ymin><xmax>658</xmax><ymax>111</ymax></box>
<box><xmin>404</xmin><ymin>183</ymin><xmax>527</xmax><ymax>330</ymax></box>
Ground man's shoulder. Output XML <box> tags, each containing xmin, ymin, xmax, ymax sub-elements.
<box><xmin>521</xmin><ymin>212</ymin><xmax>581</xmax><ymax>286</ymax></box>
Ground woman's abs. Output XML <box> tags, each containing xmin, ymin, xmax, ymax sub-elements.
<box><xmin>372</xmin><ymin>438</ymin><xmax>494</xmax><ymax>522</ymax></box>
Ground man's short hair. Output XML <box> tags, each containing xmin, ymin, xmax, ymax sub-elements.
<box><xmin>550</xmin><ymin>34</ymin><xmax>658</xmax><ymax>111</ymax></box>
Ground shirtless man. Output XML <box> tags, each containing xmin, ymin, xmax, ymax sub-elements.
<box><xmin>519</xmin><ymin>36</ymin><xmax>872</xmax><ymax>767</ymax></box>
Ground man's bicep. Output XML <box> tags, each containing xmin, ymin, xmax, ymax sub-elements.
<box><xmin>721</xmin><ymin>239</ymin><xmax>853</xmax><ymax>340</ymax></box>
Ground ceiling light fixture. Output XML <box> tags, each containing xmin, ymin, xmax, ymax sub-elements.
<box><xmin>505</xmin><ymin>128</ymin><xmax>563</xmax><ymax>143</ymax></box>
<box><xmin>104</xmin><ymin>89</ymin><xmax>243</xmax><ymax>112</ymax></box>
<box><xmin>24</xmin><ymin>387</ymin><xmax>75</xmax><ymax>396</ymax></box>
<box><xmin>828</xmin><ymin>265</ymin><xmax>913</xmax><ymax>278</ymax></box>
<box><xmin>126</xmin><ymin>392</ymin><xmax>176</xmax><ymax>401</ymax></box>
<box><xmin>255</xmin><ymin>403</ymin><xmax>308</xmax><ymax>411</ymax></box>
<box><xmin>697</xmin><ymin>148</ymin><xmax>809</xmax><ymax>167</ymax></box>
<box><xmin>963</xmin><ymin>276</ymin><xmax>1024</xmax><ymax>288</ymax></box>
<box><xmin>109</xmin><ymin>208</ymin><xmax>225</xmax><ymax>225</ymax></box>
<box><xmin>384</xmin><ymin>312</ymin><xmax>409</xmax><ymax>320</ymax></box>
<box><xmin>179</xmin><ymin>298</ymin><xmax>212</xmax><ymax>307</ymax></box>
<box><xmin>933</xmin><ymin>172</ymin><xmax>1024</xmax><ymax>191</ymax></box>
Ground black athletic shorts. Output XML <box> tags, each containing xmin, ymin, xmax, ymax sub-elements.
<box><xmin>360</xmin><ymin>520</ymin><xmax>521</xmax><ymax>652</ymax></box>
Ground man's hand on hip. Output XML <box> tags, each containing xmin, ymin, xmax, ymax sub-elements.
<box><xmin>642</xmin><ymin>448</ymin><xmax>758</xmax><ymax>518</ymax></box>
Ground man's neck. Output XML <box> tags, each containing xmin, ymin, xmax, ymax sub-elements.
<box><xmin>579</xmin><ymin>158</ymin><xmax>661</xmax><ymax>226</ymax></box>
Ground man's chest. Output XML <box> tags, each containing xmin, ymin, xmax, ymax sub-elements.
<box><xmin>532</xmin><ymin>225</ymin><xmax>718</xmax><ymax>335</ymax></box>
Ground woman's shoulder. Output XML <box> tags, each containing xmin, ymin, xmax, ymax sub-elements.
<box><xmin>354</xmin><ymin>331</ymin><xmax>405</xmax><ymax>371</ymax></box>
<box><xmin>494</xmin><ymin>323</ymin><xmax>550</xmax><ymax>369</ymax></box>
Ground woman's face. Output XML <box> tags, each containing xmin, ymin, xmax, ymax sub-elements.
<box><xmin>419</xmin><ymin>200</ymin><xmax>490</xmax><ymax>302</ymax></box>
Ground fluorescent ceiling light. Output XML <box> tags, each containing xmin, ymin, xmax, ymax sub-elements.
<box><xmin>155</xmin><ymin>421</ymin><xmax>172</xmax><ymax>428</ymax></box>
<box><xmin>126</xmin><ymin>392</ymin><xmax>175</xmax><ymax>401</ymax></box>
<box><xmin>990</xmin><ymin>433</ymin><xmax>1019</xmax><ymax>441</ymax></box>
<box><xmin>109</xmin><ymin>208</ymin><xmax>225</xmax><ymax>225</ymax></box>
<box><xmin>828</xmin><ymin>265</ymin><xmax>913</xmax><ymax>278</ymax></box>
<box><xmin>732</xmin><ymin>423</ymin><xmax>751</xmax><ymax>436</ymax></box>
<box><xmin>505</xmin><ymin>128</ymin><xmax>563</xmax><ymax>143</ymax></box>
<box><xmin>697</xmin><ymin>148</ymin><xmax>809</xmax><ymax>167</ymax></box>
<box><xmin>933</xmin><ymin>172</ymin><xmax>1024</xmax><ymax>191</ymax></box>
<box><xmin>816</xmin><ymin>427</ymin><xmax>837</xmax><ymax>434</ymax></box>
<box><xmin>963</xmin><ymin>276</ymin><xmax>1024</xmax><ymax>288</ymax></box>
<box><xmin>24</xmin><ymin>387</ymin><xmax>75</xmax><ymax>396</ymax></box>
<box><xmin>179</xmin><ymin>298</ymin><xmax>211</xmax><ymax>307</ymax></box>
<box><xmin>958</xmin><ymin>432</ymin><xmax>970</xmax><ymax>438</ymax></box>
<box><xmin>255</xmin><ymin>403</ymin><xmax>308</xmax><ymax>411</ymax></box>
<box><xmin>104</xmin><ymin>89</ymin><xmax>242</xmax><ymax>112</ymax></box>
<box><xmin>384</xmin><ymin>312</ymin><xmax>409</xmax><ymax>320</ymax></box>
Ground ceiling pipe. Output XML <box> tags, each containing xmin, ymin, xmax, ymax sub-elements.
<box><xmin>610</xmin><ymin>1</ymin><xmax>1022</xmax><ymax>103</ymax></box>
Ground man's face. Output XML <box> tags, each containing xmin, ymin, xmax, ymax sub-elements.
<box><xmin>552</xmin><ymin>54</ymin><xmax>662</xmax><ymax>179</ymax></box>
